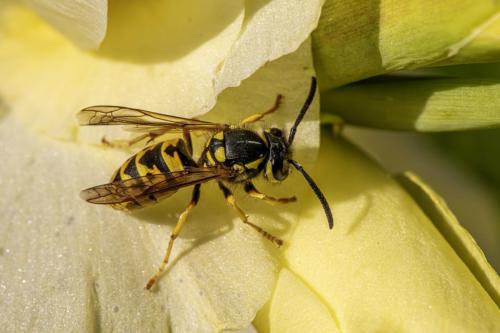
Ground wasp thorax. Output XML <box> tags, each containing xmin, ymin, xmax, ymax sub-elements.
<box><xmin>204</xmin><ymin>129</ymin><xmax>268</xmax><ymax>181</ymax></box>
<box><xmin>264</xmin><ymin>128</ymin><xmax>289</xmax><ymax>183</ymax></box>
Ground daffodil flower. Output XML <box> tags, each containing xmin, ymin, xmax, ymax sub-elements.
<box><xmin>0</xmin><ymin>1</ymin><xmax>499</xmax><ymax>333</ymax></box>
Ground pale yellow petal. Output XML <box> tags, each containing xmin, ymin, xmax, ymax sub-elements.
<box><xmin>396</xmin><ymin>172</ymin><xmax>500</xmax><ymax>305</ymax></box>
<box><xmin>0</xmin><ymin>3</ymin><xmax>244</xmax><ymax>140</ymax></box>
<box><xmin>0</xmin><ymin>0</ymin><xmax>323</xmax><ymax>143</ymax></box>
<box><xmin>254</xmin><ymin>269</ymin><xmax>341</xmax><ymax>333</ymax></box>
<box><xmin>256</xmin><ymin>129</ymin><xmax>500</xmax><ymax>332</ymax></box>
<box><xmin>214</xmin><ymin>0</ymin><xmax>324</xmax><ymax>92</ymax></box>
<box><xmin>0</xmin><ymin>39</ymin><xmax>319</xmax><ymax>332</ymax></box>
<box><xmin>24</xmin><ymin>0</ymin><xmax>107</xmax><ymax>49</ymax></box>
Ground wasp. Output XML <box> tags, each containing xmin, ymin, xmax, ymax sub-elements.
<box><xmin>78</xmin><ymin>77</ymin><xmax>333</xmax><ymax>290</ymax></box>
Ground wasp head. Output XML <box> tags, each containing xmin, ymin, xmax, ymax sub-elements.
<box><xmin>263</xmin><ymin>128</ymin><xmax>290</xmax><ymax>182</ymax></box>
<box><xmin>263</xmin><ymin>77</ymin><xmax>334</xmax><ymax>229</ymax></box>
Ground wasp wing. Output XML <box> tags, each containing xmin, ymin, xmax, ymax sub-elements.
<box><xmin>80</xmin><ymin>167</ymin><xmax>231</xmax><ymax>205</ymax></box>
<box><xmin>77</xmin><ymin>105</ymin><xmax>229</xmax><ymax>132</ymax></box>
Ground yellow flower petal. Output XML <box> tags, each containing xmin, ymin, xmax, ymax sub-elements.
<box><xmin>255</xmin><ymin>269</ymin><xmax>341</xmax><ymax>333</ymax></box>
<box><xmin>213</xmin><ymin>0</ymin><xmax>324</xmax><ymax>91</ymax></box>
<box><xmin>255</xmin><ymin>128</ymin><xmax>500</xmax><ymax>332</ymax></box>
<box><xmin>0</xmin><ymin>2</ymin><xmax>243</xmax><ymax>140</ymax></box>
<box><xmin>0</xmin><ymin>0</ymin><xmax>323</xmax><ymax>142</ymax></box>
<box><xmin>0</xmin><ymin>38</ymin><xmax>319</xmax><ymax>331</ymax></box>
<box><xmin>396</xmin><ymin>172</ymin><xmax>500</xmax><ymax>305</ymax></box>
<box><xmin>24</xmin><ymin>0</ymin><xmax>107</xmax><ymax>49</ymax></box>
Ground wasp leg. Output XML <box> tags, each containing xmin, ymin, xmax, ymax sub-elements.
<box><xmin>244</xmin><ymin>182</ymin><xmax>296</xmax><ymax>204</ymax></box>
<box><xmin>145</xmin><ymin>184</ymin><xmax>201</xmax><ymax>290</ymax></box>
<box><xmin>102</xmin><ymin>133</ymin><xmax>151</xmax><ymax>149</ymax></box>
<box><xmin>239</xmin><ymin>94</ymin><xmax>283</xmax><ymax>126</ymax></box>
<box><xmin>102</xmin><ymin>129</ymin><xmax>167</xmax><ymax>148</ymax></box>
<box><xmin>183</xmin><ymin>128</ymin><xmax>193</xmax><ymax>155</ymax></box>
<box><xmin>218</xmin><ymin>182</ymin><xmax>283</xmax><ymax>247</ymax></box>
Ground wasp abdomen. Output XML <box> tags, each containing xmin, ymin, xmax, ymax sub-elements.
<box><xmin>110</xmin><ymin>139</ymin><xmax>197</xmax><ymax>210</ymax></box>
<box><xmin>109</xmin><ymin>139</ymin><xmax>196</xmax><ymax>209</ymax></box>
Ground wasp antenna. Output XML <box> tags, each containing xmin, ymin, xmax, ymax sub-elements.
<box><xmin>287</xmin><ymin>77</ymin><xmax>317</xmax><ymax>146</ymax></box>
<box><xmin>289</xmin><ymin>159</ymin><xmax>333</xmax><ymax>229</ymax></box>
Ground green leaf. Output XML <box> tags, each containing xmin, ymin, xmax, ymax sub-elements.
<box><xmin>432</xmin><ymin>128</ymin><xmax>500</xmax><ymax>198</ymax></box>
<box><xmin>437</xmin><ymin>12</ymin><xmax>500</xmax><ymax>66</ymax></box>
<box><xmin>312</xmin><ymin>0</ymin><xmax>500</xmax><ymax>90</ymax></box>
<box><xmin>321</xmin><ymin>77</ymin><xmax>500</xmax><ymax>131</ymax></box>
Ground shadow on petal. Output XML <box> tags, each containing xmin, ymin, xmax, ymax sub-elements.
<box><xmin>96</xmin><ymin>0</ymin><xmax>269</xmax><ymax>63</ymax></box>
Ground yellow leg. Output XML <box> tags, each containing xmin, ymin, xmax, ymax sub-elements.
<box><xmin>244</xmin><ymin>182</ymin><xmax>296</xmax><ymax>204</ymax></box>
<box><xmin>218</xmin><ymin>182</ymin><xmax>283</xmax><ymax>247</ymax></box>
<box><xmin>102</xmin><ymin>129</ymin><xmax>167</xmax><ymax>149</ymax></box>
<box><xmin>240</xmin><ymin>94</ymin><xmax>283</xmax><ymax>126</ymax></box>
<box><xmin>145</xmin><ymin>184</ymin><xmax>201</xmax><ymax>290</ymax></box>
<box><xmin>102</xmin><ymin>133</ymin><xmax>150</xmax><ymax>148</ymax></box>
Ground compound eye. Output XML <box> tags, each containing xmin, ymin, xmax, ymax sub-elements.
<box><xmin>272</xmin><ymin>158</ymin><xmax>289</xmax><ymax>181</ymax></box>
<box><xmin>270</xmin><ymin>128</ymin><xmax>282</xmax><ymax>137</ymax></box>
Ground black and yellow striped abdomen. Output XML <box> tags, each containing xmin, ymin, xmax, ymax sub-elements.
<box><xmin>111</xmin><ymin>139</ymin><xmax>197</xmax><ymax>209</ymax></box>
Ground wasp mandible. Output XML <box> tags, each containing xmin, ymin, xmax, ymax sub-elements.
<box><xmin>78</xmin><ymin>77</ymin><xmax>333</xmax><ymax>290</ymax></box>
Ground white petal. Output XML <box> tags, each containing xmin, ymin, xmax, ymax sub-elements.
<box><xmin>0</xmin><ymin>39</ymin><xmax>319</xmax><ymax>332</ymax></box>
<box><xmin>0</xmin><ymin>1</ymin><xmax>323</xmax><ymax>142</ymax></box>
<box><xmin>24</xmin><ymin>0</ymin><xmax>107</xmax><ymax>49</ymax></box>
<box><xmin>215</xmin><ymin>0</ymin><xmax>325</xmax><ymax>92</ymax></box>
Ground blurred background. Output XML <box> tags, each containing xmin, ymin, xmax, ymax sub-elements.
<box><xmin>345</xmin><ymin>127</ymin><xmax>500</xmax><ymax>271</ymax></box>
